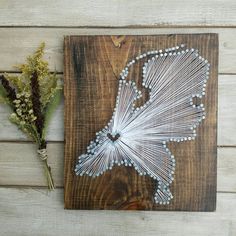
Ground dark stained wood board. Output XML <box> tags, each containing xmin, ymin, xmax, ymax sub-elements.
<box><xmin>64</xmin><ymin>34</ymin><xmax>218</xmax><ymax>211</ymax></box>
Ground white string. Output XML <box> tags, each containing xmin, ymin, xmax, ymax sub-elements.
<box><xmin>37</xmin><ymin>149</ymin><xmax>48</xmax><ymax>161</ymax></box>
<box><xmin>75</xmin><ymin>44</ymin><xmax>210</xmax><ymax>205</ymax></box>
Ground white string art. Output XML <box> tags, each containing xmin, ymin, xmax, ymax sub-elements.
<box><xmin>75</xmin><ymin>44</ymin><xmax>210</xmax><ymax>205</ymax></box>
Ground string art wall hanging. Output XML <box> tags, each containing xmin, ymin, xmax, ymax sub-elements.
<box><xmin>64</xmin><ymin>34</ymin><xmax>218</xmax><ymax>211</ymax></box>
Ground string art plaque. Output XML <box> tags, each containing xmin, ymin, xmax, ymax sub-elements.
<box><xmin>64</xmin><ymin>34</ymin><xmax>218</xmax><ymax>211</ymax></box>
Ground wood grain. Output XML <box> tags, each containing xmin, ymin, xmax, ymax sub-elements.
<box><xmin>0</xmin><ymin>188</ymin><xmax>235</xmax><ymax>236</ymax></box>
<box><xmin>0</xmin><ymin>0</ymin><xmax>236</xmax><ymax>27</ymax></box>
<box><xmin>0</xmin><ymin>28</ymin><xmax>235</xmax><ymax>73</ymax></box>
<box><xmin>0</xmin><ymin>75</ymin><xmax>235</xmax><ymax>146</ymax></box>
<box><xmin>0</xmin><ymin>143</ymin><xmax>234</xmax><ymax>193</ymax></box>
<box><xmin>218</xmin><ymin>148</ymin><xmax>236</xmax><ymax>192</ymax></box>
<box><xmin>0</xmin><ymin>0</ymin><xmax>234</xmax><ymax>234</ymax></box>
<box><xmin>64</xmin><ymin>34</ymin><xmax>218</xmax><ymax>211</ymax></box>
<box><xmin>218</xmin><ymin>75</ymin><xmax>236</xmax><ymax>146</ymax></box>
<box><xmin>0</xmin><ymin>99</ymin><xmax>64</xmax><ymax>141</ymax></box>
<box><xmin>0</xmin><ymin>142</ymin><xmax>64</xmax><ymax>187</ymax></box>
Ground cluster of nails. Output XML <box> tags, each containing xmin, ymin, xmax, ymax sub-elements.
<box><xmin>75</xmin><ymin>44</ymin><xmax>210</xmax><ymax>205</ymax></box>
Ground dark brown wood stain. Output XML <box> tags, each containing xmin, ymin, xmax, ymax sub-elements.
<box><xmin>64</xmin><ymin>34</ymin><xmax>218</xmax><ymax>211</ymax></box>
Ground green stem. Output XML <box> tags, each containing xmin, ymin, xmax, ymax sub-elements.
<box><xmin>43</xmin><ymin>159</ymin><xmax>55</xmax><ymax>190</ymax></box>
<box><xmin>38</xmin><ymin>138</ymin><xmax>55</xmax><ymax>191</ymax></box>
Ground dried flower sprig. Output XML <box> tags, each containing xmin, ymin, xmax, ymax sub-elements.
<box><xmin>0</xmin><ymin>43</ymin><xmax>62</xmax><ymax>190</ymax></box>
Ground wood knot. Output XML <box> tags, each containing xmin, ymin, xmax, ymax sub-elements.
<box><xmin>111</xmin><ymin>36</ymin><xmax>126</xmax><ymax>48</ymax></box>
